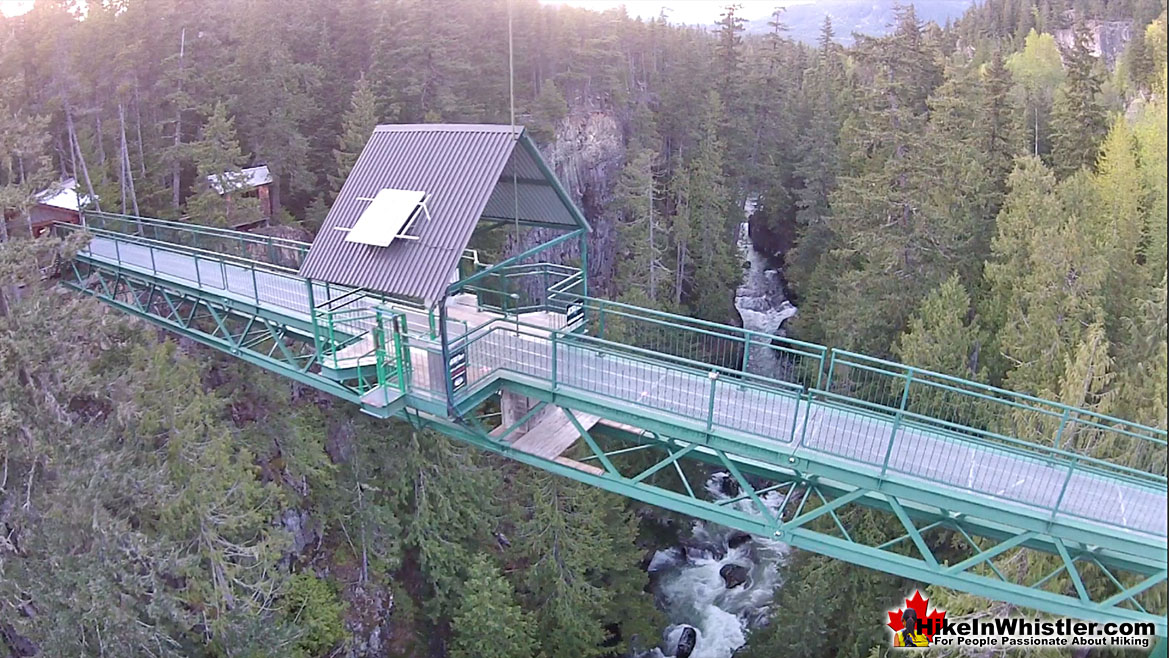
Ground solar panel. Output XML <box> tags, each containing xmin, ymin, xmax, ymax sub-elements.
<box><xmin>343</xmin><ymin>188</ymin><xmax>427</xmax><ymax>247</ymax></box>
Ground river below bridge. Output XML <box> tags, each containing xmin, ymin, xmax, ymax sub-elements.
<box><xmin>640</xmin><ymin>199</ymin><xmax>797</xmax><ymax>658</ymax></box>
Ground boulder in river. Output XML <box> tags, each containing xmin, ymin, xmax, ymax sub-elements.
<box><xmin>719</xmin><ymin>563</ymin><xmax>750</xmax><ymax>589</ymax></box>
<box><xmin>717</xmin><ymin>472</ymin><xmax>740</xmax><ymax>498</ymax></box>
<box><xmin>727</xmin><ymin>531</ymin><xmax>752</xmax><ymax>550</ymax></box>
<box><xmin>674</xmin><ymin>625</ymin><xmax>698</xmax><ymax>658</ymax></box>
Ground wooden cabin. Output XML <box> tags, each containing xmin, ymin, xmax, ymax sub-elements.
<box><xmin>3</xmin><ymin>178</ymin><xmax>85</xmax><ymax>238</ymax></box>
<box><xmin>207</xmin><ymin>165</ymin><xmax>273</xmax><ymax>227</ymax></box>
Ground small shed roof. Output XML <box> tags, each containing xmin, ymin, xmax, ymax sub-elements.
<box><xmin>36</xmin><ymin>177</ymin><xmax>89</xmax><ymax>210</ymax></box>
<box><xmin>208</xmin><ymin>165</ymin><xmax>272</xmax><ymax>194</ymax></box>
<box><xmin>299</xmin><ymin>123</ymin><xmax>587</xmax><ymax>306</ymax></box>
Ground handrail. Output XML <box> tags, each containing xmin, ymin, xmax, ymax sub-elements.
<box><xmin>810</xmin><ymin>388</ymin><xmax>1166</xmax><ymax>487</ymax></box>
<box><xmin>453</xmin><ymin>321</ymin><xmax>1165</xmax><ymax>535</ymax></box>
<box><xmin>830</xmin><ymin>349</ymin><xmax>1167</xmax><ymax>438</ymax></box>
<box><xmin>84</xmin><ymin>210</ymin><xmax>311</xmax><ymax>251</ymax></box>
<box><xmin>453</xmin><ymin>316</ymin><xmax>807</xmax><ymax>396</ymax></box>
<box><xmin>558</xmin><ymin>291</ymin><xmax>827</xmax><ymax>355</ymax></box>
<box><xmin>65</xmin><ymin>223</ymin><xmax>302</xmax><ymax>277</ymax></box>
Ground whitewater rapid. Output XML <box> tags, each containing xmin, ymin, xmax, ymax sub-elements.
<box><xmin>639</xmin><ymin>199</ymin><xmax>797</xmax><ymax>658</ymax></box>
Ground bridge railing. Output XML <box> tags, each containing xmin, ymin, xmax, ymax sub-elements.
<box><xmin>83</xmin><ymin>211</ymin><xmax>310</xmax><ymax>270</ymax></box>
<box><xmin>59</xmin><ymin>222</ymin><xmax>318</xmax><ymax>317</ymax></box>
<box><xmin>826</xmin><ymin>350</ymin><xmax>1168</xmax><ymax>479</ymax></box>
<box><xmin>459</xmin><ymin>261</ymin><xmax>582</xmax><ymax>317</ymax></box>
<box><xmin>559</xmin><ymin>294</ymin><xmax>826</xmax><ymax>390</ymax></box>
<box><xmin>452</xmin><ymin>320</ymin><xmax>1165</xmax><ymax>536</ymax></box>
<box><xmin>454</xmin><ymin>318</ymin><xmax>808</xmax><ymax>440</ymax></box>
<box><xmin>806</xmin><ymin>387</ymin><xmax>1166</xmax><ymax>535</ymax></box>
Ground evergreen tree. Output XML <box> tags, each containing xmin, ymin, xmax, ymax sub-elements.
<box><xmin>713</xmin><ymin>3</ymin><xmax>748</xmax><ymax>184</ymax></box>
<box><xmin>186</xmin><ymin>101</ymin><xmax>260</xmax><ymax>227</ymax></box>
<box><xmin>613</xmin><ymin>147</ymin><xmax>671</xmax><ymax>308</ymax></box>
<box><xmin>673</xmin><ymin>91</ymin><xmax>737</xmax><ymax>322</ymax></box>
<box><xmin>511</xmin><ymin>471</ymin><xmax>659</xmax><ymax>658</ymax></box>
<box><xmin>1050</xmin><ymin>22</ymin><xmax>1108</xmax><ymax>176</ymax></box>
<box><xmin>0</xmin><ymin>73</ymin><xmax>53</xmax><ymax>241</ymax></box>
<box><xmin>528</xmin><ymin>81</ymin><xmax>569</xmax><ymax>144</ymax></box>
<box><xmin>894</xmin><ymin>273</ymin><xmax>983</xmax><ymax>379</ymax></box>
<box><xmin>1006</xmin><ymin>29</ymin><xmax>1065</xmax><ymax>158</ymax></box>
<box><xmin>979</xmin><ymin>50</ymin><xmax>1026</xmax><ymax>201</ymax></box>
<box><xmin>449</xmin><ymin>556</ymin><xmax>538</xmax><ymax>658</ymax></box>
<box><xmin>330</xmin><ymin>76</ymin><xmax>380</xmax><ymax>197</ymax></box>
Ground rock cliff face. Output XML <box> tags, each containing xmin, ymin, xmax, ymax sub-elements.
<box><xmin>536</xmin><ymin>110</ymin><xmax>626</xmax><ymax>295</ymax></box>
<box><xmin>1054</xmin><ymin>20</ymin><xmax>1133</xmax><ymax>67</ymax></box>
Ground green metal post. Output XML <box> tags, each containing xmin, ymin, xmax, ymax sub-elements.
<box><xmin>598</xmin><ymin>304</ymin><xmax>606</xmax><ymax>338</ymax></box>
<box><xmin>1054</xmin><ymin>408</ymin><xmax>1071</xmax><ymax>450</ymax></box>
<box><xmin>706</xmin><ymin>371</ymin><xmax>719</xmax><ymax>433</ymax></box>
<box><xmin>741</xmin><ymin>330</ymin><xmax>751</xmax><ymax>372</ymax></box>
<box><xmin>375</xmin><ymin>312</ymin><xmax>387</xmax><ymax>391</ymax></box>
<box><xmin>326</xmin><ymin>310</ymin><xmax>337</xmax><ymax>369</ymax></box>
<box><xmin>395</xmin><ymin>315</ymin><xmax>409</xmax><ymax>391</ymax></box>
<box><xmin>306</xmin><ymin>279</ymin><xmax>321</xmax><ymax>363</ymax></box>
<box><xmin>251</xmin><ymin>262</ymin><xmax>259</xmax><ymax>304</ymax></box>
<box><xmin>194</xmin><ymin>253</ymin><xmax>202</xmax><ymax>288</ymax></box>
<box><xmin>551</xmin><ymin>330</ymin><xmax>559</xmax><ymax>389</ymax></box>
<box><xmin>579</xmin><ymin>229</ymin><xmax>589</xmax><ymax>298</ymax></box>
<box><xmin>149</xmin><ymin>246</ymin><xmax>157</xmax><ymax>274</ymax></box>
<box><xmin>1051</xmin><ymin>458</ymin><xmax>1078</xmax><ymax>520</ymax></box>
<box><xmin>881</xmin><ymin>369</ymin><xmax>914</xmax><ymax>478</ymax></box>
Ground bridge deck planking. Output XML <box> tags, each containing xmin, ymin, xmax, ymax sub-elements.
<box><xmin>80</xmin><ymin>236</ymin><xmax>1168</xmax><ymax>539</ymax></box>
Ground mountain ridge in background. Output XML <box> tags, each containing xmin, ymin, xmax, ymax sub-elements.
<box><xmin>744</xmin><ymin>0</ymin><xmax>977</xmax><ymax>42</ymax></box>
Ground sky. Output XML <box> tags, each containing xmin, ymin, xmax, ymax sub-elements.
<box><xmin>539</xmin><ymin>0</ymin><xmax>814</xmax><ymax>25</ymax></box>
<box><xmin>0</xmin><ymin>0</ymin><xmax>807</xmax><ymax>24</ymax></box>
<box><xmin>0</xmin><ymin>0</ymin><xmax>34</xmax><ymax>18</ymax></box>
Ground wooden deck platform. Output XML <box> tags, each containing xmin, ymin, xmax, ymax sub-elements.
<box><xmin>507</xmin><ymin>407</ymin><xmax>603</xmax><ymax>475</ymax></box>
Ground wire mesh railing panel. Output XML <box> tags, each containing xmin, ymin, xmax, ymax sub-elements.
<box><xmin>84</xmin><ymin>211</ymin><xmax>309</xmax><ymax>270</ymax></box>
<box><xmin>710</xmin><ymin>378</ymin><xmax>803</xmax><ymax>444</ymax></box>
<box><xmin>827</xmin><ymin>350</ymin><xmax>1168</xmax><ymax>479</ymax></box>
<box><xmin>578</xmin><ymin>295</ymin><xmax>826</xmax><ymax>390</ymax></box>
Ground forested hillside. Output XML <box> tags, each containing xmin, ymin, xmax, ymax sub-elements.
<box><xmin>1</xmin><ymin>0</ymin><xmax>1166</xmax><ymax>656</ymax></box>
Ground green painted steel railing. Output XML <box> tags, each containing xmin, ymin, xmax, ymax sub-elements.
<box><xmin>566</xmin><ymin>294</ymin><xmax>826</xmax><ymax>391</ymax></box>
<box><xmin>827</xmin><ymin>350</ymin><xmax>1168</xmax><ymax>478</ymax></box>
<box><xmin>459</xmin><ymin>261</ymin><xmax>583</xmax><ymax>316</ymax></box>
<box><xmin>59</xmin><ymin>222</ymin><xmax>316</xmax><ymax>316</ymax></box>
<box><xmin>451</xmin><ymin>319</ymin><xmax>1165</xmax><ymax>537</ymax></box>
<box><xmin>83</xmin><ymin>211</ymin><xmax>310</xmax><ymax>270</ymax></box>
<box><xmin>312</xmin><ymin>301</ymin><xmax>412</xmax><ymax>396</ymax></box>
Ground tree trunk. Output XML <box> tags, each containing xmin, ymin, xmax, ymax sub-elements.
<box><xmin>172</xmin><ymin>27</ymin><xmax>186</xmax><ymax>210</ymax></box>
<box><xmin>66</xmin><ymin>108</ymin><xmax>100</xmax><ymax>213</ymax></box>
<box><xmin>269</xmin><ymin>173</ymin><xmax>281</xmax><ymax>217</ymax></box>
<box><xmin>133</xmin><ymin>80</ymin><xmax>147</xmax><ymax>176</ymax></box>
<box><xmin>94</xmin><ymin>112</ymin><xmax>107</xmax><ymax>176</ymax></box>
<box><xmin>119</xmin><ymin>103</ymin><xmax>140</xmax><ymax>215</ymax></box>
<box><xmin>647</xmin><ymin>178</ymin><xmax>657</xmax><ymax>302</ymax></box>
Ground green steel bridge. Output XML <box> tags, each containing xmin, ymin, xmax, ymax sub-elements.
<box><xmin>55</xmin><ymin>212</ymin><xmax>1167</xmax><ymax>650</ymax></box>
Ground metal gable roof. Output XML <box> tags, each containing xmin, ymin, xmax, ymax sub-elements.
<box><xmin>300</xmin><ymin>123</ymin><xmax>573</xmax><ymax>305</ymax></box>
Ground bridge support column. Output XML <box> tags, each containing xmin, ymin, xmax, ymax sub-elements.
<box><xmin>501</xmin><ymin>390</ymin><xmax>546</xmax><ymax>437</ymax></box>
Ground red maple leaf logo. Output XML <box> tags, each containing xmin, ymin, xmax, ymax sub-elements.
<box><xmin>887</xmin><ymin>591</ymin><xmax>947</xmax><ymax>641</ymax></box>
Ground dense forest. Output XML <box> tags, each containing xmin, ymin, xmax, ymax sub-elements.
<box><xmin>1</xmin><ymin>0</ymin><xmax>1166</xmax><ymax>656</ymax></box>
